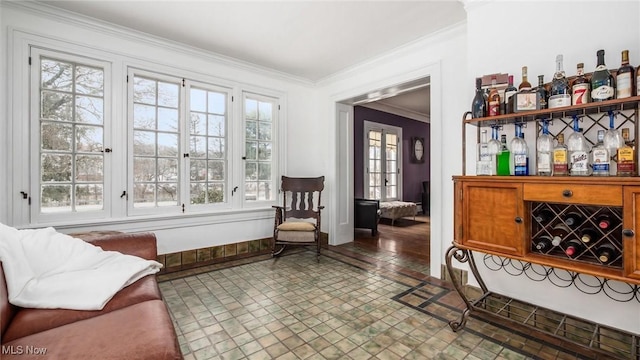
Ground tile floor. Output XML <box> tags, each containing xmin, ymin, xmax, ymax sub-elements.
<box><xmin>158</xmin><ymin>245</ymin><xmax>622</xmax><ymax>360</ymax></box>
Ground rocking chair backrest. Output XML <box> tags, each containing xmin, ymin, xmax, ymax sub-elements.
<box><xmin>281</xmin><ymin>176</ymin><xmax>324</xmax><ymax>220</ymax></box>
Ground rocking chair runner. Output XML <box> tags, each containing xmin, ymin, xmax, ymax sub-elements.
<box><xmin>272</xmin><ymin>176</ymin><xmax>324</xmax><ymax>260</ymax></box>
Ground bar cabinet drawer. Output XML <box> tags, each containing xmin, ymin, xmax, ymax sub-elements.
<box><xmin>523</xmin><ymin>183</ymin><xmax>622</xmax><ymax>206</ymax></box>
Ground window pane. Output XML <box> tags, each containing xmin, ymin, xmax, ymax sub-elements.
<box><xmin>258</xmin><ymin>181</ymin><xmax>272</xmax><ymax>200</ymax></box>
<box><xmin>134</xmin><ymin>77</ymin><xmax>156</xmax><ymax>105</ymax></box>
<box><xmin>245</xmin><ymin>120</ymin><xmax>257</xmax><ymax>140</ymax></box>
<box><xmin>245</xmin><ymin>162</ymin><xmax>257</xmax><ymax>181</ymax></box>
<box><xmin>157</xmin><ymin>133</ymin><xmax>178</xmax><ymax>157</ymax></box>
<box><xmin>245</xmin><ymin>99</ymin><xmax>258</xmax><ymax>120</ymax></box>
<box><xmin>157</xmin><ymin>183</ymin><xmax>178</xmax><ymax>205</ymax></box>
<box><xmin>75</xmin><ymin>66</ymin><xmax>104</xmax><ymax>96</ymax></box>
<box><xmin>76</xmin><ymin>125</ymin><xmax>103</xmax><ymax>152</ymax></box>
<box><xmin>208</xmin><ymin>184</ymin><xmax>224</xmax><ymax>203</ymax></box>
<box><xmin>75</xmin><ymin>184</ymin><xmax>103</xmax><ymax>211</ymax></box>
<box><xmin>158</xmin><ymin>158</ymin><xmax>178</xmax><ymax>182</ymax></box>
<box><xmin>134</xmin><ymin>104</ymin><xmax>156</xmax><ymax>129</ymax></box>
<box><xmin>42</xmin><ymin>91</ymin><xmax>73</xmax><ymax>121</ymax></box>
<box><xmin>41</xmin><ymin>154</ymin><xmax>72</xmax><ymax>182</ymax></box>
<box><xmin>134</xmin><ymin>184</ymin><xmax>155</xmax><ymax>207</ymax></box>
<box><xmin>134</xmin><ymin>157</ymin><xmax>156</xmax><ymax>182</ymax></box>
<box><xmin>41</xmin><ymin>59</ymin><xmax>72</xmax><ymax>91</ymax></box>
<box><xmin>208</xmin><ymin>138</ymin><xmax>224</xmax><ymax>159</ymax></box>
<box><xmin>190</xmin><ymin>160</ymin><xmax>207</xmax><ymax>181</ymax></box>
<box><xmin>258</xmin><ymin>163</ymin><xmax>271</xmax><ymax>180</ymax></box>
<box><xmin>134</xmin><ymin>131</ymin><xmax>156</xmax><ymax>156</ymax></box>
<box><xmin>208</xmin><ymin>115</ymin><xmax>224</xmax><ymax>137</ymax></box>
<box><xmin>190</xmin><ymin>183</ymin><xmax>206</xmax><ymax>204</ymax></box>
<box><xmin>208</xmin><ymin>92</ymin><xmax>225</xmax><ymax>114</ymax></box>
<box><xmin>258</xmin><ymin>102</ymin><xmax>272</xmax><ymax>121</ymax></box>
<box><xmin>208</xmin><ymin>160</ymin><xmax>224</xmax><ymax>181</ymax></box>
<box><xmin>190</xmin><ymin>113</ymin><xmax>207</xmax><ymax>135</ymax></box>
<box><xmin>190</xmin><ymin>136</ymin><xmax>206</xmax><ymax>158</ymax></box>
<box><xmin>75</xmin><ymin>96</ymin><xmax>103</xmax><ymax>124</ymax></box>
<box><xmin>245</xmin><ymin>182</ymin><xmax>257</xmax><ymax>201</ymax></box>
<box><xmin>158</xmin><ymin>82</ymin><xmax>179</xmax><ymax>107</ymax></box>
<box><xmin>41</xmin><ymin>122</ymin><xmax>73</xmax><ymax>151</ymax></box>
<box><xmin>258</xmin><ymin>121</ymin><xmax>271</xmax><ymax>141</ymax></box>
<box><xmin>158</xmin><ymin>108</ymin><xmax>178</xmax><ymax>131</ymax></box>
<box><xmin>41</xmin><ymin>185</ymin><xmax>71</xmax><ymax>212</ymax></box>
<box><xmin>245</xmin><ymin>141</ymin><xmax>257</xmax><ymax>160</ymax></box>
<box><xmin>258</xmin><ymin>142</ymin><xmax>271</xmax><ymax>160</ymax></box>
<box><xmin>190</xmin><ymin>88</ymin><xmax>206</xmax><ymax>112</ymax></box>
<box><xmin>76</xmin><ymin>155</ymin><xmax>103</xmax><ymax>182</ymax></box>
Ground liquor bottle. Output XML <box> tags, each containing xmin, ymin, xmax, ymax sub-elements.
<box><xmin>616</xmin><ymin>50</ymin><xmax>635</xmax><ymax>99</ymax></box>
<box><xmin>591</xmin><ymin>130</ymin><xmax>610</xmax><ymax>176</ymax></box>
<box><xmin>580</xmin><ymin>228</ymin><xmax>599</xmax><ymax>244</ymax></box>
<box><xmin>617</xmin><ymin>128</ymin><xmax>636</xmax><ymax>176</ymax></box>
<box><xmin>471</xmin><ymin>77</ymin><xmax>487</xmax><ymax>118</ymax></box>
<box><xmin>564</xmin><ymin>239</ymin><xmax>584</xmax><ymax>258</ymax></box>
<box><xmin>518</xmin><ymin>66</ymin><xmax>532</xmax><ymax>91</ymax></box>
<box><xmin>536</xmin><ymin>120</ymin><xmax>553</xmax><ymax>176</ymax></box>
<box><xmin>487</xmin><ymin>126</ymin><xmax>501</xmax><ymax>175</ymax></box>
<box><xmin>520</xmin><ymin>133</ymin><xmax>530</xmax><ymax>175</ymax></box>
<box><xmin>567</xmin><ymin>117</ymin><xmax>590</xmax><ymax>176</ymax></box>
<box><xmin>603</xmin><ymin>112</ymin><xmax>624</xmax><ymax>176</ymax></box>
<box><xmin>535</xmin><ymin>75</ymin><xmax>548</xmax><ymax>109</ymax></box>
<box><xmin>510</xmin><ymin>124</ymin><xmax>528</xmax><ymax>176</ymax></box>
<box><xmin>596</xmin><ymin>213</ymin><xmax>613</xmax><ymax>230</ymax></box>
<box><xmin>503</xmin><ymin>75</ymin><xmax>517</xmax><ymax>114</ymax></box>
<box><xmin>533</xmin><ymin>236</ymin><xmax>553</xmax><ymax>252</ymax></box>
<box><xmin>552</xmin><ymin>133</ymin><xmax>569</xmax><ymax>176</ymax></box>
<box><xmin>533</xmin><ymin>207</ymin><xmax>555</xmax><ymax>223</ymax></box>
<box><xmin>571</xmin><ymin>63</ymin><xmax>590</xmax><ymax>105</ymax></box>
<box><xmin>551</xmin><ymin>223</ymin><xmax>571</xmax><ymax>246</ymax></box>
<box><xmin>487</xmin><ymin>76</ymin><xmax>501</xmax><ymax>116</ymax></box>
<box><xmin>476</xmin><ymin>129</ymin><xmax>494</xmax><ymax>175</ymax></box>
<box><xmin>548</xmin><ymin>54</ymin><xmax>571</xmax><ymax>108</ymax></box>
<box><xmin>596</xmin><ymin>243</ymin><xmax>618</xmax><ymax>264</ymax></box>
<box><xmin>591</xmin><ymin>49</ymin><xmax>616</xmax><ymax>102</ymax></box>
<box><xmin>497</xmin><ymin>134</ymin><xmax>511</xmax><ymax>176</ymax></box>
<box><xmin>564</xmin><ymin>211</ymin><xmax>584</xmax><ymax>228</ymax></box>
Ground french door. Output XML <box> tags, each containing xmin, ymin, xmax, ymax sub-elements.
<box><xmin>364</xmin><ymin>121</ymin><xmax>402</xmax><ymax>201</ymax></box>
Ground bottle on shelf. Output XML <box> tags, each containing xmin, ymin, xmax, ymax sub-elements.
<box><xmin>533</xmin><ymin>207</ymin><xmax>555</xmax><ymax>223</ymax></box>
<box><xmin>596</xmin><ymin>213</ymin><xmax>614</xmax><ymax>230</ymax></box>
<box><xmin>616</xmin><ymin>50</ymin><xmax>635</xmax><ymax>99</ymax></box>
<box><xmin>471</xmin><ymin>77</ymin><xmax>487</xmax><ymax>119</ymax></box>
<box><xmin>496</xmin><ymin>134</ymin><xmax>511</xmax><ymax>176</ymax></box>
<box><xmin>591</xmin><ymin>130</ymin><xmax>610</xmax><ymax>176</ymax></box>
<box><xmin>591</xmin><ymin>49</ymin><xmax>616</xmax><ymax>102</ymax></box>
<box><xmin>567</xmin><ymin>116</ymin><xmax>590</xmax><ymax>176</ymax></box>
<box><xmin>487</xmin><ymin>76</ymin><xmax>501</xmax><ymax>117</ymax></box>
<box><xmin>535</xmin><ymin>75</ymin><xmax>548</xmax><ymax>109</ymax></box>
<box><xmin>552</xmin><ymin>133</ymin><xmax>569</xmax><ymax>176</ymax></box>
<box><xmin>580</xmin><ymin>228</ymin><xmax>599</xmax><ymax>244</ymax></box>
<box><xmin>617</xmin><ymin>128</ymin><xmax>636</xmax><ymax>176</ymax></box>
<box><xmin>533</xmin><ymin>235</ymin><xmax>553</xmax><ymax>252</ymax></box>
<box><xmin>549</xmin><ymin>54</ymin><xmax>571</xmax><ymax>109</ymax></box>
<box><xmin>564</xmin><ymin>211</ymin><xmax>584</xmax><ymax>228</ymax></box>
<box><xmin>518</xmin><ymin>66</ymin><xmax>532</xmax><ymax>91</ymax></box>
<box><xmin>603</xmin><ymin>111</ymin><xmax>624</xmax><ymax>176</ymax></box>
<box><xmin>503</xmin><ymin>75</ymin><xmax>517</xmax><ymax>114</ymax></box>
<box><xmin>536</xmin><ymin>120</ymin><xmax>553</xmax><ymax>176</ymax></box>
<box><xmin>476</xmin><ymin>129</ymin><xmax>494</xmax><ymax>175</ymax></box>
<box><xmin>571</xmin><ymin>62</ymin><xmax>590</xmax><ymax>105</ymax></box>
<box><xmin>551</xmin><ymin>223</ymin><xmax>571</xmax><ymax>246</ymax></box>
<box><xmin>487</xmin><ymin>126</ymin><xmax>501</xmax><ymax>175</ymax></box>
<box><xmin>510</xmin><ymin>124</ymin><xmax>528</xmax><ymax>176</ymax></box>
<box><xmin>564</xmin><ymin>239</ymin><xmax>585</xmax><ymax>258</ymax></box>
<box><xmin>596</xmin><ymin>243</ymin><xmax>618</xmax><ymax>264</ymax></box>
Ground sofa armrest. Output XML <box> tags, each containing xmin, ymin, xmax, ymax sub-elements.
<box><xmin>73</xmin><ymin>232</ymin><xmax>158</xmax><ymax>261</ymax></box>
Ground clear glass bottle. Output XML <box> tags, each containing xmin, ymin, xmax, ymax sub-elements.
<box><xmin>535</xmin><ymin>75</ymin><xmax>548</xmax><ymax>109</ymax></box>
<box><xmin>510</xmin><ymin>124</ymin><xmax>528</xmax><ymax>176</ymax></box>
<box><xmin>487</xmin><ymin>126</ymin><xmax>501</xmax><ymax>175</ymax></box>
<box><xmin>496</xmin><ymin>134</ymin><xmax>511</xmax><ymax>176</ymax></box>
<box><xmin>617</xmin><ymin>128</ymin><xmax>636</xmax><ymax>176</ymax></box>
<box><xmin>591</xmin><ymin>130</ymin><xmax>610</xmax><ymax>176</ymax></box>
<box><xmin>603</xmin><ymin>112</ymin><xmax>624</xmax><ymax>176</ymax></box>
<box><xmin>476</xmin><ymin>129</ymin><xmax>493</xmax><ymax>175</ymax></box>
<box><xmin>471</xmin><ymin>77</ymin><xmax>486</xmax><ymax>118</ymax></box>
<box><xmin>616</xmin><ymin>50</ymin><xmax>635</xmax><ymax>99</ymax></box>
<box><xmin>503</xmin><ymin>75</ymin><xmax>517</xmax><ymax>114</ymax></box>
<box><xmin>567</xmin><ymin>117</ymin><xmax>590</xmax><ymax>176</ymax></box>
<box><xmin>536</xmin><ymin>120</ymin><xmax>553</xmax><ymax>176</ymax></box>
<box><xmin>571</xmin><ymin>63</ymin><xmax>590</xmax><ymax>105</ymax></box>
<box><xmin>487</xmin><ymin>76</ymin><xmax>501</xmax><ymax>116</ymax></box>
<box><xmin>591</xmin><ymin>49</ymin><xmax>616</xmax><ymax>102</ymax></box>
<box><xmin>518</xmin><ymin>66</ymin><xmax>532</xmax><ymax>91</ymax></box>
<box><xmin>548</xmin><ymin>54</ymin><xmax>571</xmax><ymax>108</ymax></box>
<box><xmin>552</xmin><ymin>133</ymin><xmax>569</xmax><ymax>176</ymax></box>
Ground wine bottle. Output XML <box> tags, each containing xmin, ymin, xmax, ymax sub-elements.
<box><xmin>616</xmin><ymin>50</ymin><xmax>635</xmax><ymax>99</ymax></box>
<box><xmin>571</xmin><ymin>63</ymin><xmax>590</xmax><ymax>105</ymax></box>
<box><xmin>536</xmin><ymin>120</ymin><xmax>553</xmax><ymax>176</ymax></box>
<box><xmin>533</xmin><ymin>236</ymin><xmax>553</xmax><ymax>252</ymax></box>
<box><xmin>510</xmin><ymin>124</ymin><xmax>528</xmax><ymax>176</ymax></box>
<box><xmin>564</xmin><ymin>239</ymin><xmax>584</xmax><ymax>258</ymax></box>
<box><xmin>596</xmin><ymin>213</ymin><xmax>613</xmax><ymax>230</ymax></box>
<box><xmin>551</xmin><ymin>223</ymin><xmax>571</xmax><ymax>246</ymax></box>
<box><xmin>552</xmin><ymin>133</ymin><xmax>569</xmax><ymax>176</ymax></box>
<box><xmin>549</xmin><ymin>54</ymin><xmax>571</xmax><ymax>108</ymax></box>
<box><xmin>564</xmin><ymin>211</ymin><xmax>584</xmax><ymax>228</ymax></box>
<box><xmin>580</xmin><ymin>228</ymin><xmax>599</xmax><ymax>244</ymax></box>
<box><xmin>567</xmin><ymin>117</ymin><xmax>590</xmax><ymax>176</ymax></box>
<box><xmin>591</xmin><ymin>49</ymin><xmax>616</xmax><ymax>102</ymax></box>
<box><xmin>535</xmin><ymin>75</ymin><xmax>548</xmax><ymax>109</ymax></box>
<box><xmin>471</xmin><ymin>77</ymin><xmax>487</xmax><ymax>118</ymax></box>
<box><xmin>503</xmin><ymin>75</ymin><xmax>517</xmax><ymax>114</ymax></box>
<box><xmin>488</xmin><ymin>76</ymin><xmax>501</xmax><ymax>117</ymax></box>
<box><xmin>591</xmin><ymin>130</ymin><xmax>610</xmax><ymax>176</ymax></box>
<box><xmin>533</xmin><ymin>207</ymin><xmax>555</xmax><ymax>224</ymax></box>
<box><xmin>496</xmin><ymin>134</ymin><xmax>511</xmax><ymax>176</ymax></box>
<box><xmin>596</xmin><ymin>243</ymin><xmax>618</xmax><ymax>264</ymax></box>
<box><xmin>617</xmin><ymin>128</ymin><xmax>636</xmax><ymax>176</ymax></box>
<box><xmin>518</xmin><ymin>66</ymin><xmax>532</xmax><ymax>91</ymax></box>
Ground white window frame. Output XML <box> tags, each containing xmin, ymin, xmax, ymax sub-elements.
<box><xmin>363</xmin><ymin>120</ymin><xmax>403</xmax><ymax>202</ymax></box>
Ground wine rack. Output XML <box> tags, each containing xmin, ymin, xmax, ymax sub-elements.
<box><xmin>530</xmin><ymin>202</ymin><xmax>623</xmax><ymax>269</ymax></box>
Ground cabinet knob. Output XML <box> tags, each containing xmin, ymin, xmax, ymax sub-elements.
<box><xmin>514</xmin><ymin>217</ymin><xmax>523</xmax><ymax>224</ymax></box>
<box><xmin>622</xmin><ymin>229</ymin><xmax>635</xmax><ymax>237</ymax></box>
<box><xmin>562</xmin><ymin>190</ymin><xmax>573</xmax><ymax>198</ymax></box>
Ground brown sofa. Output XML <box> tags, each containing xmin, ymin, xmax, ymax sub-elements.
<box><xmin>0</xmin><ymin>232</ymin><xmax>183</xmax><ymax>360</ymax></box>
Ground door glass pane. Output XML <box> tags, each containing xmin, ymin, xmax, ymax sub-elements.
<box><xmin>244</xmin><ymin>96</ymin><xmax>276</xmax><ymax>202</ymax></box>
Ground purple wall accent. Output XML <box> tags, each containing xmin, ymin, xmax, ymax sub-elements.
<box><xmin>354</xmin><ymin>106</ymin><xmax>430</xmax><ymax>203</ymax></box>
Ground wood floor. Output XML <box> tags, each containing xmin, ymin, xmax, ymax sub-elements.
<box><xmin>352</xmin><ymin>213</ymin><xmax>430</xmax><ymax>263</ymax></box>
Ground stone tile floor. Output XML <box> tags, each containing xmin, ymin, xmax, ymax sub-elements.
<box><xmin>158</xmin><ymin>245</ymin><xmax>621</xmax><ymax>359</ymax></box>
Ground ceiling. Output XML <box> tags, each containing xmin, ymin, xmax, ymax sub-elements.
<box><xmin>36</xmin><ymin>1</ymin><xmax>466</xmax><ymax>120</ymax></box>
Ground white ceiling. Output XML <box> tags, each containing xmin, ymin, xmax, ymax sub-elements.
<box><xmin>36</xmin><ymin>0</ymin><xmax>466</xmax><ymax>120</ymax></box>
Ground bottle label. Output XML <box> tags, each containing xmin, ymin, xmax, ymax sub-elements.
<box><xmin>592</xmin><ymin>85</ymin><xmax>615</xmax><ymax>100</ymax></box>
<box><xmin>592</xmin><ymin>148</ymin><xmax>609</xmax><ymax>172</ymax></box>
<box><xmin>537</xmin><ymin>155</ymin><xmax>551</xmax><ymax>173</ymax></box>
<box><xmin>617</xmin><ymin>73</ymin><xmax>632</xmax><ymax>98</ymax></box>
<box><xmin>488</xmin><ymin>101</ymin><xmax>500</xmax><ymax>116</ymax></box>
<box><xmin>553</xmin><ymin>163</ymin><xmax>568</xmax><ymax>174</ymax></box>
<box><xmin>572</xmin><ymin>84</ymin><xmax>590</xmax><ymax>105</ymax></box>
<box><xmin>548</xmin><ymin>94</ymin><xmax>571</xmax><ymax>108</ymax></box>
<box><xmin>514</xmin><ymin>154</ymin><xmax>527</xmax><ymax>175</ymax></box>
<box><xmin>618</xmin><ymin>147</ymin><xmax>634</xmax><ymax>162</ymax></box>
<box><xmin>570</xmin><ymin>151</ymin><xmax>589</xmax><ymax>172</ymax></box>
<box><xmin>553</xmin><ymin>149</ymin><xmax>567</xmax><ymax>163</ymax></box>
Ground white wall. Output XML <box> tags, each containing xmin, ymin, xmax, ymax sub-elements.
<box><xmin>0</xmin><ymin>3</ymin><xmax>321</xmax><ymax>254</ymax></box>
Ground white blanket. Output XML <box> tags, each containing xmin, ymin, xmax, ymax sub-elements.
<box><xmin>0</xmin><ymin>223</ymin><xmax>162</xmax><ymax>310</ymax></box>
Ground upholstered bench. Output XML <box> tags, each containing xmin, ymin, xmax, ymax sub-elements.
<box><xmin>380</xmin><ymin>201</ymin><xmax>417</xmax><ymax>225</ymax></box>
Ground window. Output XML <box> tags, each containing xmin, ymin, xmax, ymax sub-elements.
<box><xmin>31</xmin><ymin>48</ymin><xmax>111</xmax><ymax>222</ymax></box>
<box><xmin>244</xmin><ymin>93</ymin><xmax>278</xmax><ymax>202</ymax></box>
<box><xmin>364</xmin><ymin>121</ymin><xmax>402</xmax><ymax>201</ymax></box>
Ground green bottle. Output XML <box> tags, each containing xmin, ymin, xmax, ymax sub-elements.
<box><xmin>497</xmin><ymin>134</ymin><xmax>511</xmax><ymax>176</ymax></box>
